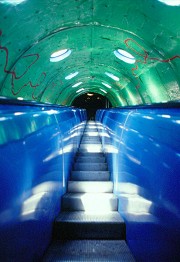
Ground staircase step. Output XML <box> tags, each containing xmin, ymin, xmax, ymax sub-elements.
<box><xmin>62</xmin><ymin>193</ymin><xmax>118</xmax><ymax>211</ymax></box>
<box><xmin>76</xmin><ymin>152</ymin><xmax>104</xmax><ymax>157</ymax></box>
<box><xmin>75</xmin><ymin>156</ymin><xmax>106</xmax><ymax>163</ymax></box>
<box><xmin>71</xmin><ymin>171</ymin><xmax>110</xmax><ymax>181</ymax></box>
<box><xmin>73</xmin><ymin>162</ymin><xmax>107</xmax><ymax>171</ymax></box>
<box><xmin>81</xmin><ymin>139</ymin><xmax>101</xmax><ymax>144</ymax></box>
<box><xmin>53</xmin><ymin>211</ymin><xmax>125</xmax><ymax>240</ymax></box>
<box><xmin>43</xmin><ymin>240</ymin><xmax>135</xmax><ymax>261</ymax></box>
<box><xmin>83</xmin><ymin>131</ymin><xmax>99</xmax><ymax>136</ymax></box>
<box><xmin>68</xmin><ymin>181</ymin><xmax>113</xmax><ymax>193</ymax></box>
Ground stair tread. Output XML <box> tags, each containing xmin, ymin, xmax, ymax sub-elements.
<box><xmin>56</xmin><ymin>211</ymin><xmax>124</xmax><ymax>223</ymax></box>
<box><xmin>43</xmin><ymin>240</ymin><xmax>135</xmax><ymax>261</ymax></box>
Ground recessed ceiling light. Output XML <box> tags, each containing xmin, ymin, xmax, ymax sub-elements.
<box><xmin>72</xmin><ymin>82</ymin><xmax>83</xmax><ymax>88</ymax></box>
<box><xmin>50</xmin><ymin>49</ymin><xmax>71</xmax><ymax>62</ymax></box>
<box><xmin>100</xmin><ymin>88</ymin><xmax>107</xmax><ymax>94</ymax></box>
<box><xmin>102</xmin><ymin>82</ymin><xmax>112</xmax><ymax>89</ymax></box>
<box><xmin>76</xmin><ymin>88</ymin><xmax>84</xmax><ymax>93</ymax></box>
<box><xmin>105</xmin><ymin>72</ymin><xmax>119</xmax><ymax>81</ymax></box>
<box><xmin>158</xmin><ymin>0</ymin><xmax>180</xmax><ymax>5</ymax></box>
<box><xmin>87</xmin><ymin>93</ymin><xmax>94</xmax><ymax>96</ymax></box>
<box><xmin>114</xmin><ymin>49</ymin><xmax>135</xmax><ymax>64</ymax></box>
<box><xmin>65</xmin><ymin>72</ymin><xmax>79</xmax><ymax>80</ymax></box>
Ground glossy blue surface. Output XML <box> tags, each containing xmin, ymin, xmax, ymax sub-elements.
<box><xmin>0</xmin><ymin>100</ymin><xmax>86</xmax><ymax>261</ymax></box>
<box><xmin>96</xmin><ymin>105</ymin><xmax>180</xmax><ymax>261</ymax></box>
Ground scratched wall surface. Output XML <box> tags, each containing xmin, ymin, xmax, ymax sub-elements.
<box><xmin>0</xmin><ymin>0</ymin><xmax>179</xmax><ymax>106</ymax></box>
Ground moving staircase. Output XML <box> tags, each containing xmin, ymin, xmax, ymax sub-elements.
<box><xmin>43</xmin><ymin>121</ymin><xmax>135</xmax><ymax>261</ymax></box>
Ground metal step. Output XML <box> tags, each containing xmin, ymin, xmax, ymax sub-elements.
<box><xmin>53</xmin><ymin>211</ymin><xmax>125</xmax><ymax>240</ymax></box>
<box><xmin>75</xmin><ymin>156</ymin><xmax>106</xmax><ymax>163</ymax></box>
<box><xmin>78</xmin><ymin>145</ymin><xmax>103</xmax><ymax>153</ymax></box>
<box><xmin>68</xmin><ymin>181</ymin><xmax>113</xmax><ymax>193</ymax></box>
<box><xmin>43</xmin><ymin>240</ymin><xmax>135</xmax><ymax>261</ymax></box>
<box><xmin>73</xmin><ymin>162</ymin><xmax>108</xmax><ymax>171</ymax></box>
<box><xmin>71</xmin><ymin>171</ymin><xmax>110</xmax><ymax>181</ymax></box>
<box><xmin>80</xmin><ymin>139</ymin><xmax>101</xmax><ymax>144</ymax></box>
<box><xmin>76</xmin><ymin>152</ymin><xmax>104</xmax><ymax>158</ymax></box>
<box><xmin>62</xmin><ymin>193</ymin><xmax>118</xmax><ymax>211</ymax></box>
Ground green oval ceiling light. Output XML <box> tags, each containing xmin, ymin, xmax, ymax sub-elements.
<box><xmin>105</xmin><ymin>72</ymin><xmax>119</xmax><ymax>81</ymax></box>
<box><xmin>50</xmin><ymin>49</ymin><xmax>71</xmax><ymax>62</ymax></box>
<box><xmin>158</xmin><ymin>0</ymin><xmax>180</xmax><ymax>5</ymax></box>
<box><xmin>114</xmin><ymin>49</ymin><xmax>136</xmax><ymax>64</ymax></box>
<box><xmin>102</xmin><ymin>82</ymin><xmax>112</xmax><ymax>89</ymax></box>
<box><xmin>65</xmin><ymin>72</ymin><xmax>79</xmax><ymax>80</ymax></box>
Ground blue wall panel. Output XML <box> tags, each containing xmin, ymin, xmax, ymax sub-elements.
<box><xmin>96</xmin><ymin>105</ymin><xmax>180</xmax><ymax>262</ymax></box>
<box><xmin>0</xmin><ymin>100</ymin><xmax>86</xmax><ymax>261</ymax></box>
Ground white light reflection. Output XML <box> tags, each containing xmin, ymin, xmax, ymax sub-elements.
<box><xmin>158</xmin><ymin>0</ymin><xmax>180</xmax><ymax>6</ymax></box>
<box><xmin>100</xmin><ymin>88</ymin><xmax>107</xmax><ymax>94</ymax></box>
<box><xmin>72</xmin><ymin>82</ymin><xmax>83</xmax><ymax>88</ymax></box>
<box><xmin>102</xmin><ymin>82</ymin><xmax>112</xmax><ymax>89</ymax></box>
<box><xmin>161</xmin><ymin>114</ymin><xmax>171</xmax><ymax>118</ymax></box>
<box><xmin>65</xmin><ymin>71</ymin><xmax>79</xmax><ymax>80</ymax></box>
<box><xmin>116</xmin><ymin>183</ymin><xmax>153</xmax><ymax>214</ymax></box>
<box><xmin>105</xmin><ymin>72</ymin><xmax>119</xmax><ymax>81</ymax></box>
<box><xmin>81</xmin><ymin>193</ymin><xmax>114</xmax><ymax>213</ymax></box>
<box><xmin>76</xmin><ymin>88</ymin><xmax>84</xmax><ymax>93</ymax></box>
<box><xmin>21</xmin><ymin>182</ymin><xmax>61</xmax><ymax>219</ymax></box>
<box><xmin>1</xmin><ymin>0</ymin><xmax>27</xmax><ymax>5</ymax></box>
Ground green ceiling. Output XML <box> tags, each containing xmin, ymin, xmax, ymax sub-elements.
<box><xmin>0</xmin><ymin>0</ymin><xmax>180</xmax><ymax>107</ymax></box>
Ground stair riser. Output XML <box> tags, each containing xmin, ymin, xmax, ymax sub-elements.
<box><xmin>68</xmin><ymin>181</ymin><xmax>113</xmax><ymax>193</ymax></box>
<box><xmin>75</xmin><ymin>157</ymin><xmax>105</xmax><ymax>163</ymax></box>
<box><xmin>62</xmin><ymin>197</ymin><xmax>118</xmax><ymax>211</ymax></box>
<box><xmin>74</xmin><ymin>163</ymin><xmax>107</xmax><ymax>171</ymax></box>
<box><xmin>71</xmin><ymin>171</ymin><xmax>110</xmax><ymax>181</ymax></box>
<box><xmin>53</xmin><ymin>223</ymin><xmax>126</xmax><ymax>240</ymax></box>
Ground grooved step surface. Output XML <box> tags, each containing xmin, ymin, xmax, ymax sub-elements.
<box><xmin>43</xmin><ymin>240</ymin><xmax>135</xmax><ymax>261</ymax></box>
<box><xmin>76</xmin><ymin>152</ymin><xmax>104</xmax><ymax>157</ymax></box>
<box><xmin>68</xmin><ymin>181</ymin><xmax>113</xmax><ymax>193</ymax></box>
<box><xmin>76</xmin><ymin>156</ymin><xmax>106</xmax><ymax>163</ymax></box>
<box><xmin>54</xmin><ymin>211</ymin><xmax>126</xmax><ymax>240</ymax></box>
<box><xmin>54</xmin><ymin>211</ymin><xmax>125</xmax><ymax>240</ymax></box>
<box><xmin>73</xmin><ymin>162</ymin><xmax>107</xmax><ymax>171</ymax></box>
<box><xmin>71</xmin><ymin>171</ymin><xmax>110</xmax><ymax>181</ymax></box>
<box><xmin>62</xmin><ymin>193</ymin><xmax>118</xmax><ymax>211</ymax></box>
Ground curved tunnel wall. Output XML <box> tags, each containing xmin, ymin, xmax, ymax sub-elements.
<box><xmin>0</xmin><ymin>98</ymin><xmax>86</xmax><ymax>261</ymax></box>
<box><xmin>0</xmin><ymin>0</ymin><xmax>180</xmax><ymax>106</ymax></box>
<box><xmin>96</xmin><ymin>104</ymin><xmax>180</xmax><ymax>261</ymax></box>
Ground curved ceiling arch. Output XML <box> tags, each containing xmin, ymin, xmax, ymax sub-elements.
<box><xmin>0</xmin><ymin>0</ymin><xmax>179</xmax><ymax>106</ymax></box>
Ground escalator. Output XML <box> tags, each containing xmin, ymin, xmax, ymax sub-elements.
<box><xmin>43</xmin><ymin>121</ymin><xmax>135</xmax><ymax>261</ymax></box>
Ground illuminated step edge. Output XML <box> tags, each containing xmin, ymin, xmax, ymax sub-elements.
<box><xmin>71</xmin><ymin>171</ymin><xmax>110</xmax><ymax>181</ymax></box>
<box><xmin>68</xmin><ymin>181</ymin><xmax>113</xmax><ymax>193</ymax></box>
<box><xmin>53</xmin><ymin>211</ymin><xmax>125</xmax><ymax>240</ymax></box>
<box><xmin>62</xmin><ymin>193</ymin><xmax>118</xmax><ymax>212</ymax></box>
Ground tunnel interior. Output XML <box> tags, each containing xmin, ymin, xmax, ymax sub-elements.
<box><xmin>72</xmin><ymin>93</ymin><xmax>112</xmax><ymax>119</ymax></box>
<box><xmin>0</xmin><ymin>1</ymin><xmax>180</xmax><ymax>262</ymax></box>
<box><xmin>0</xmin><ymin>0</ymin><xmax>179</xmax><ymax>107</ymax></box>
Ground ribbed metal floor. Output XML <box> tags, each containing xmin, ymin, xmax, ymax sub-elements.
<box><xmin>42</xmin><ymin>121</ymin><xmax>135</xmax><ymax>261</ymax></box>
<box><xmin>43</xmin><ymin>240</ymin><xmax>135</xmax><ymax>262</ymax></box>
